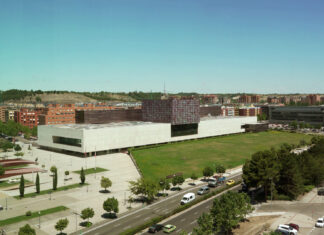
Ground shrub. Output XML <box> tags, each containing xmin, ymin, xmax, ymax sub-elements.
<box><xmin>25</xmin><ymin>211</ymin><xmax>32</xmax><ymax>216</ymax></box>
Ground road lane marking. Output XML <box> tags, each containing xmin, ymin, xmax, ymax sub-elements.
<box><xmin>194</xmin><ymin>211</ymin><xmax>198</xmax><ymax>215</ymax></box>
<box><xmin>113</xmin><ymin>223</ymin><xmax>120</xmax><ymax>227</ymax></box>
<box><xmin>135</xmin><ymin>214</ymin><xmax>141</xmax><ymax>218</ymax></box>
<box><xmin>190</xmin><ymin>220</ymin><xmax>197</xmax><ymax>225</ymax></box>
<box><xmin>81</xmin><ymin>173</ymin><xmax>242</xmax><ymax>234</ymax></box>
<box><xmin>144</xmin><ymin>217</ymin><xmax>150</xmax><ymax>221</ymax></box>
<box><xmin>181</xmin><ymin>218</ymin><xmax>186</xmax><ymax>222</ymax></box>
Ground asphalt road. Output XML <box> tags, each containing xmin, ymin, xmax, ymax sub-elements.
<box><xmin>141</xmin><ymin>184</ymin><xmax>241</xmax><ymax>235</ymax></box>
<box><xmin>76</xmin><ymin>173</ymin><xmax>242</xmax><ymax>235</ymax></box>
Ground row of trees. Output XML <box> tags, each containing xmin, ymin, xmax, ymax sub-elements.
<box><xmin>0</xmin><ymin>120</ymin><xmax>37</xmax><ymax>137</ymax></box>
<box><xmin>18</xmin><ymin>195</ymin><xmax>119</xmax><ymax>234</ymax></box>
<box><xmin>193</xmin><ymin>191</ymin><xmax>253</xmax><ymax>235</ymax></box>
<box><xmin>128</xmin><ymin>164</ymin><xmax>226</xmax><ymax>203</ymax></box>
<box><xmin>289</xmin><ymin>121</ymin><xmax>322</xmax><ymax>130</ymax></box>
<box><xmin>243</xmin><ymin>136</ymin><xmax>324</xmax><ymax>200</ymax></box>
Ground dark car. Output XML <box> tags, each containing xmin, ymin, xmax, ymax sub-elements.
<box><xmin>287</xmin><ymin>223</ymin><xmax>299</xmax><ymax>231</ymax></box>
<box><xmin>148</xmin><ymin>224</ymin><xmax>164</xmax><ymax>233</ymax></box>
<box><xmin>318</xmin><ymin>188</ymin><xmax>324</xmax><ymax>196</ymax></box>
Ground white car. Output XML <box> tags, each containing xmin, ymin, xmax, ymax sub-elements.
<box><xmin>315</xmin><ymin>218</ymin><xmax>324</xmax><ymax>228</ymax></box>
<box><xmin>277</xmin><ymin>224</ymin><xmax>298</xmax><ymax>235</ymax></box>
<box><xmin>7</xmin><ymin>178</ymin><xmax>20</xmax><ymax>183</ymax></box>
<box><xmin>180</xmin><ymin>193</ymin><xmax>195</xmax><ymax>205</ymax></box>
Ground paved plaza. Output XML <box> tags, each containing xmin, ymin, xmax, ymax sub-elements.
<box><xmin>0</xmin><ymin>143</ymin><xmax>142</xmax><ymax>234</ymax></box>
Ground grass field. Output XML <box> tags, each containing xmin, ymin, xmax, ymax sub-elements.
<box><xmin>0</xmin><ymin>206</ymin><xmax>68</xmax><ymax>226</ymax></box>
<box><xmin>131</xmin><ymin>131</ymin><xmax>312</xmax><ymax>181</ymax></box>
<box><xmin>73</xmin><ymin>167</ymin><xmax>108</xmax><ymax>175</ymax></box>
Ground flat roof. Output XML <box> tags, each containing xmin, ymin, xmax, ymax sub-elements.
<box><xmin>42</xmin><ymin>116</ymin><xmax>255</xmax><ymax>130</ymax></box>
<box><xmin>44</xmin><ymin>121</ymin><xmax>164</xmax><ymax>130</ymax></box>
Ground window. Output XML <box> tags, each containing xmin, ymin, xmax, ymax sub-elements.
<box><xmin>171</xmin><ymin>124</ymin><xmax>198</xmax><ymax>137</ymax></box>
<box><xmin>52</xmin><ymin>136</ymin><xmax>81</xmax><ymax>147</ymax></box>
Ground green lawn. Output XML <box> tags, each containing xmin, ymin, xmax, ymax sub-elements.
<box><xmin>131</xmin><ymin>131</ymin><xmax>312</xmax><ymax>181</ymax></box>
<box><xmin>73</xmin><ymin>167</ymin><xmax>108</xmax><ymax>175</ymax></box>
<box><xmin>0</xmin><ymin>179</ymin><xmax>31</xmax><ymax>189</ymax></box>
<box><xmin>14</xmin><ymin>183</ymin><xmax>88</xmax><ymax>199</ymax></box>
<box><xmin>0</xmin><ymin>206</ymin><xmax>68</xmax><ymax>226</ymax></box>
<box><xmin>4</xmin><ymin>164</ymin><xmax>28</xmax><ymax>170</ymax></box>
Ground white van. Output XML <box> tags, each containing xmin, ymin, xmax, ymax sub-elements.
<box><xmin>180</xmin><ymin>193</ymin><xmax>195</xmax><ymax>205</ymax></box>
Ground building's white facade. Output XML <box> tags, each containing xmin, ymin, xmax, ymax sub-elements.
<box><xmin>38</xmin><ymin>116</ymin><xmax>257</xmax><ymax>153</ymax></box>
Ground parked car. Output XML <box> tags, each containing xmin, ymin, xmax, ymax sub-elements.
<box><xmin>208</xmin><ymin>178</ymin><xmax>217</xmax><ymax>187</ymax></box>
<box><xmin>226</xmin><ymin>179</ymin><xmax>235</xmax><ymax>186</ymax></box>
<box><xmin>318</xmin><ymin>188</ymin><xmax>324</xmax><ymax>196</ymax></box>
<box><xmin>148</xmin><ymin>224</ymin><xmax>164</xmax><ymax>233</ymax></box>
<box><xmin>287</xmin><ymin>223</ymin><xmax>299</xmax><ymax>231</ymax></box>
<box><xmin>163</xmin><ymin>224</ymin><xmax>176</xmax><ymax>233</ymax></box>
<box><xmin>180</xmin><ymin>193</ymin><xmax>195</xmax><ymax>205</ymax></box>
<box><xmin>197</xmin><ymin>186</ymin><xmax>209</xmax><ymax>195</ymax></box>
<box><xmin>0</xmin><ymin>205</ymin><xmax>3</xmax><ymax>211</ymax></box>
<box><xmin>277</xmin><ymin>224</ymin><xmax>298</xmax><ymax>235</ymax></box>
<box><xmin>315</xmin><ymin>217</ymin><xmax>324</xmax><ymax>228</ymax></box>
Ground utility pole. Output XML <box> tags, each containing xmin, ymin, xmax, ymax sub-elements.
<box><xmin>73</xmin><ymin>211</ymin><xmax>80</xmax><ymax>232</ymax></box>
<box><xmin>38</xmin><ymin>211</ymin><xmax>41</xmax><ymax>228</ymax></box>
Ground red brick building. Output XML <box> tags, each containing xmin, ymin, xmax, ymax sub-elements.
<box><xmin>238</xmin><ymin>107</ymin><xmax>261</xmax><ymax>116</ymax></box>
<box><xmin>239</xmin><ymin>95</ymin><xmax>252</xmax><ymax>104</ymax></box>
<box><xmin>201</xmin><ymin>95</ymin><xmax>218</xmax><ymax>104</ymax></box>
<box><xmin>38</xmin><ymin>104</ymin><xmax>76</xmax><ymax>125</ymax></box>
<box><xmin>0</xmin><ymin>106</ymin><xmax>6</xmax><ymax>122</ymax></box>
<box><xmin>14</xmin><ymin>108</ymin><xmax>43</xmax><ymax>128</ymax></box>
<box><xmin>306</xmin><ymin>94</ymin><xmax>321</xmax><ymax>105</ymax></box>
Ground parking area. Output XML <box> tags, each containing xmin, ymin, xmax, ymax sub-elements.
<box><xmin>254</xmin><ymin>188</ymin><xmax>324</xmax><ymax>234</ymax></box>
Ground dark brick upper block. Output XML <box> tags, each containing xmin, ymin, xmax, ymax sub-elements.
<box><xmin>142</xmin><ymin>99</ymin><xmax>200</xmax><ymax>125</ymax></box>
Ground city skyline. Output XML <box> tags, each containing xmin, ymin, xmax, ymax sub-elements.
<box><xmin>1</xmin><ymin>0</ymin><xmax>324</xmax><ymax>93</ymax></box>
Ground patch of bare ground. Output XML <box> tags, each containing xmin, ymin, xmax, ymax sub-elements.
<box><xmin>233</xmin><ymin>215</ymin><xmax>279</xmax><ymax>235</ymax></box>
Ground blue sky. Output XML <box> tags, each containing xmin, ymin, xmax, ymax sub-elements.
<box><xmin>1</xmin><ymin>0</ymin><xmax>324</xmax><ymax>93</ymax></box>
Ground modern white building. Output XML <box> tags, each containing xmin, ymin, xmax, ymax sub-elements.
<box><xmin>37</xmin><ymin>116</ymin><xmax>257</xmax><ymax>154</ymax></box>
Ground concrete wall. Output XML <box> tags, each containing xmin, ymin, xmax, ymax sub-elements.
<box><xmin>38</xmin><ymin>117</ymin><xmax>257</xmax><ymax>153</ymax></box>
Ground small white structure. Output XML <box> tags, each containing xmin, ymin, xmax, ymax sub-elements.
<box><xmin>38</xmin><ymin>116</ymin><xmax>257</xmax><ymax>154</ymax></box>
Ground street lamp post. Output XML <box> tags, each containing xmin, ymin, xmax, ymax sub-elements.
<box><xmin>5</xmin><ymin>197</ymin><xmax>7</xmax><ymax>210</ymax></box>
<box><xmin>38</xmin><ymin>211</ymin><xmax>41</xmax><ymax>228</ymax></box>
<box><xmin>73</xmin><ymin>212</ymin><xmax>80</xmax><ymax>232</ymax></box>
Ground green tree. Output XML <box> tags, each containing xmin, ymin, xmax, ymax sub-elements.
<box><xmin>243</xmin><ymin>150</ymin><xmax>280</xmax><ymax>200</ymax></box>
<box><xmin>14</xmin><ymin>144</ymin><xmax>22</xmax><ymax>152</ymax></box>
<box><xmin>103</xmin><ymin>197</ymin><xmax>119</xmax><ymax>215</ymax></box>
<box><xmin>28</xmin><ymin>145</ymin><xmax>31</xmax><ymax>150</ymax></box>
<box><xmin>81</xmin><ymin>207</ymin><xmax>94</xmax><ymax>226</ymax></box>
<box><xmin>35</xmin><ymin>96</ymin><xmax>42</xmax><ymax>103</ymax></box>
<box><xmin>64</xmin><ymin>170</ymin><xmax>69</xmax><ymax>181</ymax></box>
<box><xmin>36</xmin><ymin>172</ymin><xmax>40</xmax><ymax>194</ymax></box>
<box><xmin>215</xmin><ymin>164</ymin><xmax>226</xmax><ymax>175</ymax></box>
<box><xmin>192</xmin><ymin>213</ymin><xmax>214</xmax><ymax>235</ymax></box>
<box><xmin>129</xmin><ymin>178</ymin><xmax>159</xmax><ymax>202</ymax></box>
<box><xmin>210</xmin><ymin>191</ymin><xmax>253</xmax><ymax>234</ymax></box>
<box><xmin>18</xmin><ymin>224</ymin><xmax>36</xmax><ymax>235</ymax></box>
<box><xmin>53</xmin><ymin>168</ymin><xmax>58</xmax><ymax>190</ymax></box>
<box><xmin>19</xmin><ymin>174</ymin><xmax>25</xmax><ymax>197</ymax></box>
<box><xmin>172</xmin><ymin>175</ymin><xmax>185</xmax><ymax>189</ymax></box>
<box><xmin>101</xmin><ymin>176</ymin><xmax>112</xmax><ymax>192</ymax></box>
<box><xmin>31</xmin><ymin>127</ymin><xmax>37</xmax><ymax>137</ymax></box>
<box><xmin>55</xmin><ymin>218</ymin><xmax>69</xmax><ymax>234</ymax></box>
<box><xmin>50</xmin><ymin>165</ymin><xmax>57</xmax><ymax>174</ymax></box>
<box><xmin>202</xmin><ymin>166</ymin><xmax>214</xmax><ymax>180</ymax></box>
<box><xmin>159</xmin><ymin>178</ymin><xmax>170</xmax><ymax>195</ymax></box>
<box><xmin>190</xmin><ymin>172</ymin><xmax>198</xmax><ymax>185</ymax></box>
<box><xmin>80</xmin><ymin>167</ymin><xmax>86</xmax><ymax>184</ymax></box>
<box><xmin>0</xmin><ymin>165</ymin><xmax>5</xmax><ymax>176</ymax></box>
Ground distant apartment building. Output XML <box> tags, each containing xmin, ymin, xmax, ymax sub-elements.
<box><xmin>306</xmin><ymin>94</ymin><xmax>321</xmax><ymax>105</ymax></box>
<box><xmin>14</xmin><ymin>108</ymin><xmax>43</xmax><ymax>129</ymax></box>
<box><xmin>239</xmin><ymin>95</ymin><xmax>260</xmax><ymax>104</ymax></box>
<box><xmin>201</xmin><ymin>95</ymin><xmax>218</xmax><ymax>104</ymax></box>
<box><xmin>75</xmin><ymin>103</ymin><xmax>115</xmax><ymax>111</ymax></box>
<box><xmin>267</xmin><ymin>97</ymin><xmax>280</xmax><ymax>104</ymax></box>
<box><xmin>279</xmin><ymin>96</ymin><xmax>290</xmax><ymax>104</ymax></box>
<box><xmin>221</xmin><ymin>106</ymin><xmax>235</xmax><ymax>116</ymax></box>
<box><xmin>239</xmin><ymin>95</ymin><xmax>251</xmax><ymax>104</ymax></box>
<box><xmin>219</xmin><ymin>96</ymin><xmax>231</xmax><ymax>104</ymax></box>
<box><xmin>38</xmin><ymin>104</ymin><xmax>76</xmax><ymax>125</ymax></box>
<box><xmin>0</xmin><ymin>106</ymin><xmax>6</xmax><ymax>122</ymax></box>
<box><xmin>238</xmin><ymin>107</ymin><xmax>261</xmax><ymax>116</ymax></box>
<box><xmin>5</xmin><ymin>109</ymin><xmax>16</xmax><ymax>122</ymax></box>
